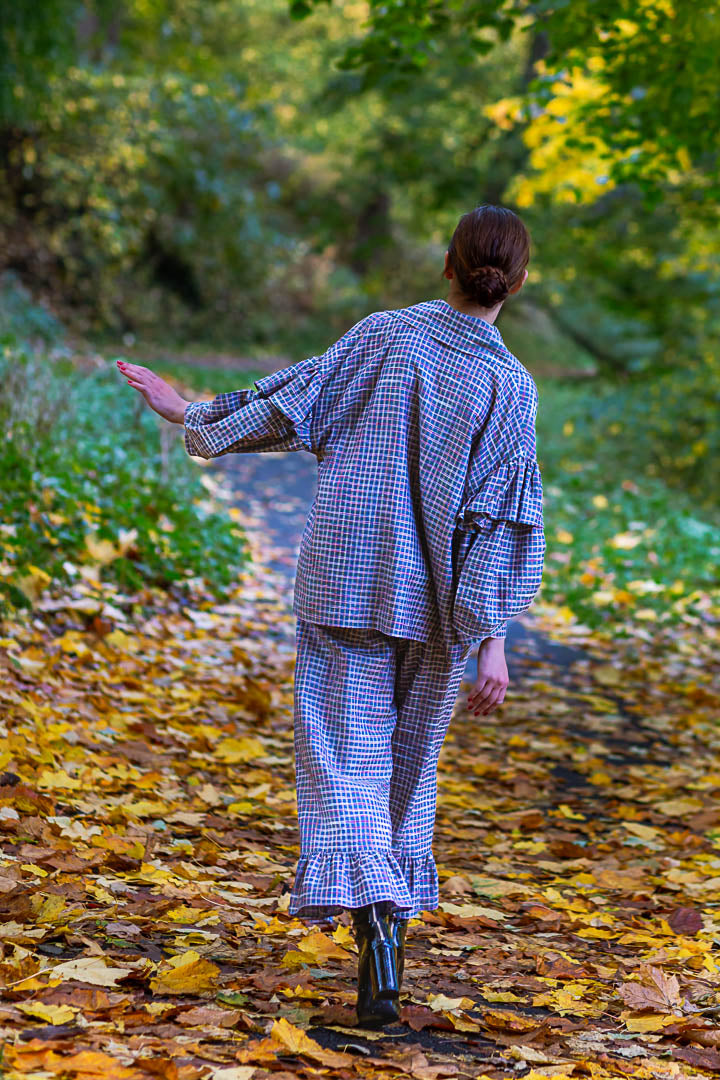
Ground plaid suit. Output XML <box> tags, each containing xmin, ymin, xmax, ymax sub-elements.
<box><xmin>184</xmin><ymin>298</ymin><xmax>545</xmax><ymax>920</ymax></box>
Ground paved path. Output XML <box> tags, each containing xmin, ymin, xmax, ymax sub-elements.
<box><xmin>221</xmin><ymin>449</ymin><xmax>587</xmax><ymax>683</ymax></box>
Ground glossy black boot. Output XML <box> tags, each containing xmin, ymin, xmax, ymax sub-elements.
<box><xmin>351</xmin><ymin>903</ymin><xmax>400</xmax><ymax>1028</ymax></box>
<box><xmin>389</xmin><ymin>912</ymin><xmax>409</xmax><ymax>986</ymax></box>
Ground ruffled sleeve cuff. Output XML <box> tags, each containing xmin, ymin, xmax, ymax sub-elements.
<box><xmin>456</xmin><ymin>455</ymin><xmax>544</xmax><ymax>529</ymax></box>
<box><xmin>452</xmin><ymin>455</ymin><xmax>545</xmax><ymax>644</ymax></box>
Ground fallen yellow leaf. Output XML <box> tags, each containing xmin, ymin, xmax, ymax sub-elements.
<box><xmin>150</xmin><ymin>950</ymin><xmax>220</xmax><ymax>995</ymax></box>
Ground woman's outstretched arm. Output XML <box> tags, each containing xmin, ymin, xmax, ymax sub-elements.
<box><xmin>116</xmin><ymin>358</ymin><xmax>311</xmax><ymax>456</ymax></box>
<box><xmin>118</xmin><ymin>313</ymin><xmax>378</xmax><ymax>459</ymax></box>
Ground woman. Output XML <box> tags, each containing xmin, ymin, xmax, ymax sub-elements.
<box><xmin>118</xmin><ymin>204</ymin><xmax>545</xmax><ymax>1028</ymax></box>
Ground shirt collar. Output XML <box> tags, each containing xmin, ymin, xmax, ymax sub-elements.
<box><xmin>394</xmin><ymin>298</ymin><xmax>508</xmax><ymax>356</ymax></box>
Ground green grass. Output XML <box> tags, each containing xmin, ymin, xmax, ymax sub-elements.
<box><xmin>0</xmin><ymin>337</ymin><xmax>250</xmax><ymax>613</ymax></box>
<box><xmin>532</xmin><ymin>370</ymin><xmax>719</xmax><ymax>636</ymax></box>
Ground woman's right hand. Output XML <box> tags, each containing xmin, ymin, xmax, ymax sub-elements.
<box><xmin>117</xmin><ymin>360</ymin><xmax>191</xmax><ymax>424</ymax></box>
<box><xmin>467</xmin><ymin>637</ymin><xmax>508</xmax><ymax>716</ymax></box>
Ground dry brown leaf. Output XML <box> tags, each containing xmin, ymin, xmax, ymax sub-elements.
<box><xmin>668</xmin><ymin>906</ymin><xmax>704</xmax><ymax>936</ymax></box>
<box><xmin>618</xmin><ymin>965</ymin><xmax>683</xmax><ymax>1013</ymax></box>
<box><xmin>176</xmin><ymin>1005</ymin><xmax>242</xmax><ymax>1028</ymax></box>
<box><xmin>49</xmin><ymin>957</ymin><xmax>136</xmax><ymax>988</ymax></box>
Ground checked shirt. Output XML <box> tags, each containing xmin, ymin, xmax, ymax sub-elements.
<box><xmin>183</xmin><ymin>298</ymin><xmax>546</xmax><ymax>650</ymax></box>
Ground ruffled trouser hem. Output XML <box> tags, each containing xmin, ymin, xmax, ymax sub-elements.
<box><xmin>287</xmin><ymin>849</ymin><xmax>438</xmax><ymax>923</ymax></box>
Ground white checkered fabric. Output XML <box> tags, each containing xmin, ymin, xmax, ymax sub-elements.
<box><xmin>183</xmin><ymin>297</ymin><xmax>545</xmax><ymax>648</ymax></box>
<box><xmin>288</xmin><ymin>619</ymin><xmax>473</xmax><ymax>923</ymax></box>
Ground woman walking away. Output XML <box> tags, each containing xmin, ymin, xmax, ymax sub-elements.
<box><xmin>118</xmin><ymin>204</ymin><xmax>546</xmax><ymax>1028</ymax></box>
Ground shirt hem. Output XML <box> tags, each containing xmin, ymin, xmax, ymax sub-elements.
<box><xmin>293</xmin><ymin>602</ymin><xmax>432</xmax><ymax>644</ymax></box>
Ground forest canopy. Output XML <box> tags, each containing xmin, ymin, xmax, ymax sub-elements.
<box><xmin>1</xmin><ymin>0</ymin><xmax>719</xmax><ymax>404</ymax></box>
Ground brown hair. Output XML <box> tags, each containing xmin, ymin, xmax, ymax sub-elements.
<box><xmin>446</xmin><ymin>204</ymin><xmax>530</xmax><ymax>308</ymax></box>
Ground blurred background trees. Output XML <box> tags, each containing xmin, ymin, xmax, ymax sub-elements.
<box><xmin>4</xmin><ymin>1</ymin><xmax>718</xmax><ymax>358</ymax></box>
<box><xmin>1</xmin><ymin>0</ymin><xmax>718</xmax><ymax>543</ymax></box>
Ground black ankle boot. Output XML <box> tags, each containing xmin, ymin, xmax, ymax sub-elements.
<box><xmin>351</xmin><ymin>903</ymin><xmax>400</xmax><ymax>1028</ymax></box>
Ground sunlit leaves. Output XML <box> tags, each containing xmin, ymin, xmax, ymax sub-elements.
<box><xmin>1</xmin><ymin>428</ymin><xmax>719</xmax><ymax>1076</ymax></box>
<box><xmin>291</xmin><ymin>0</ymin><xmax>720</xmax><ymax>202</ymax></box>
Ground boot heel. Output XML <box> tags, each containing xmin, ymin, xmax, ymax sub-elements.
<box><xmin>390</xmin><ymin>914</ymin><xmax>408</xmax><ymax>986</ymax></box>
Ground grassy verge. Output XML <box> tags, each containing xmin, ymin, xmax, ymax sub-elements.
<box><xmin>534</xmin><ymin>377</ymin><xmax>718</xmax><ymax>641</ymax></box>
<box><xmin>0</xmin><ymin>335</ymin><xmax>250</xmax><ymax>614</ymax></box>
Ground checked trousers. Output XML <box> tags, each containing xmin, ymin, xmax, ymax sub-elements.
<box><xmin>288</xmin><ymin>618</ymin><xmax>473</xmax><ymax>923</ymax></box>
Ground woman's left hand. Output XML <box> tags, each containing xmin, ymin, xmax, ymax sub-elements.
<box><xmin>467</xmin><ymin>637</ymin><xmax>509</xmax><ymax>716</ymax></box>
<box><xmin>117</xmin><ymin>360</ymin><xmax>190</xmax><ymax>424</ymax></box>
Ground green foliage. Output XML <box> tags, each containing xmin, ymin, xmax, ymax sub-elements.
<box><xmin>544</xmin><ymin>359</ymin><xmax>719</xmax><ymax>509</ymax></box>
<box><xmin>0</xmin><ymin>337</ymin><xmax>249</xmax><ymax>613</ymax></box>
<box><xmin>291</xmin><ymin>0</ymin><xmax>720</xmax><ymax>203</ymax></box>
<box><xmin>0</xmin><ymin>272</ymin><xmax>65</xmax><ymax>346</ymax></box>
<box><xmin>11</xmin><ymin>68</ymin><xmax>289</xmax><ymax>336</ymax></box>
<box><xmin>1</xmin><ymin>0</ymin><xmax>526</xmax><ymax>341</ymax></box>
<box><xmin>536</xmin><ymin>369</ymin><xmax>720</xmax><ymax>634</ymax></box>
<box><xmin>1</xmin><ymin>0</ymin><xmax>718</xmax><ymax>534</ymax></box>
<box><xmin>3</xmin><ymin>0</ymin><xmax>718</xmax><ymax>383</ymax></box>
<box><xmin>516</xmin><ymin>190</ymin><xmax>720</xmax><ymax>378</ymax></box>
<box><xmin>0</xmin><ymin>0</ymin><xmax>115</xmax><ymax>124</ymax></box>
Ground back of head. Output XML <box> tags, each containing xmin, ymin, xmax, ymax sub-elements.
<box><xmin>447</xmin><ymin>205</ymin><xmax>530</xmax><ymax>308</ymax></box>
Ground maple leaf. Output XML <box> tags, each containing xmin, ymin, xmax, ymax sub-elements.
<box><xmin>236</xmin><ymin>1017</ymin><xmax>355</xmax><ymax>1067</ymax></box>
<box><xmin>281</xmin><ymin>928</ymin><xmax>354</xmax><ymax>968</ymax></box>
<box><xmin>618</xmin><ymin>965</ymin><xmax>684</xmax><ymax>1013</ymax></box>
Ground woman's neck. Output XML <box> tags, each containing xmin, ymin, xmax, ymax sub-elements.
<box><xmin>445</xmin><ymin>288</ymin><xmax>502</xmax><ymax>325</ymax></box>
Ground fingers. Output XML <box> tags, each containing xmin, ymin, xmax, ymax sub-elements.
<box><xmin>117</xmin><ymin>359</ymin><xmax>150</xmax><ymax>375</ymax></box>
<box><xmin>467</xmin><ymin>681</ymin><xmax>488</xmax><ymax>706</ymax></box>
<box><xmin>121</xmin><ymin>371</ymin><xmax>144</xmax><ymax>388</ymax></box>
<box><xmin>475</xmin><ymin>685</ymin><xmax>506</xmax><ymax>716</ymax></box>
<box><xmin>468</xmin><ymin>679</ymin><xmax>508</xmax><ymax>716</ymax></box>
<box><xmin>117</xmin><ymin>360</ymin><xmax>154</xmax><ymax>386</ymax></box>
<box><xmin>117</xmin><ymin>361</ymin><xmax>157</xmax><ymax>402</ymax></box>
<box><xmin>122</xmin><ymin>372</ymin><xmax>150</xmax><ymax>397</ymax></box>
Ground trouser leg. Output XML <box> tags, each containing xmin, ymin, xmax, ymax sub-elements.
<box><xmin>388</xmin><ymin>637</ymin><xmax>472</xmax><ymax>915</ymax></box>
<box><xmin>288</xmin><ymin>619</ymin><xmax>413</xmax><ymax>923</ymax></box>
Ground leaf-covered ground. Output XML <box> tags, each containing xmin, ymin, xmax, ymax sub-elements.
<box><xmin>2</xmin><ymin>452</ymin><xmax>720</xmax><ymax>1080</ymax></box>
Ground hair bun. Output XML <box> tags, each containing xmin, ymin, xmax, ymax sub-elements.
<box><xmin>446</xmin><ymin>205</ymin><xmax>530</xmax><ymax>309</ymax></box>
<box><xmin>465</xmin><ymin>264</ymin><xmax>509</xmax><ymax>307</ymax></box>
